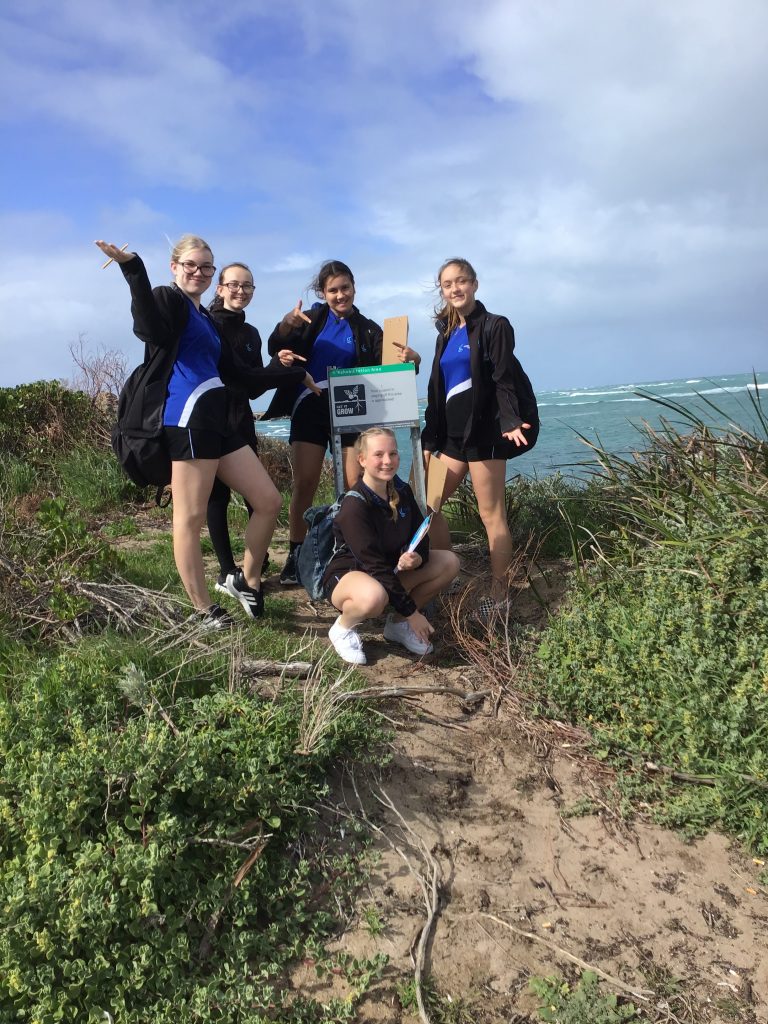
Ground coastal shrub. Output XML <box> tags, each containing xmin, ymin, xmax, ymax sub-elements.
<box><xmin>0</xmin><ymin>638</ymin><xmax>384</xmax><ymax>1022</ymax></box>
<box><xmin>441</xmin><ymin>473</ymin><xmax>611</xmax><ymax>558</ymax></box>
<box><xmin>0</xmin><ymin>380</ymin><xmax>108</xmax><ymax>462</ymax></box>
<box><xmin>535</xmin><ymin>389</ymin><xmax>768</xmax><ymax>849</ymax></box>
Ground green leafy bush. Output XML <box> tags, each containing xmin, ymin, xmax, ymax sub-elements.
<box><xmin>0</xmin><ymin>380</ymin><xmax>107</xmax><ymax>462</ymax></box>
<box><xmin>0</xmin><ymin>640</ymin><xmax>382</xmax><ymax>1021</ymax></box>
<box><xmin>535</xmin><ymin>391</ymin><xmax>768</xmax><ymax>850</ymax></box>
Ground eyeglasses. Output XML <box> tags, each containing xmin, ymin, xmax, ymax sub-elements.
<box><xmin>177</xmin><ymin>260</ymin><xmax>217</xmax><ymax>277</ymax></box>
<box><xmin>221</xmin><ymin>282</ymin><xmax>254</xmax><ymax>293</ymax></box>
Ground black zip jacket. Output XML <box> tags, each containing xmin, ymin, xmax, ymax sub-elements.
<box><xmin>421</xmin><ymin>301</ymin><xmax>539</xmax><ymax>453</ymax></box>
<box><xmin>211</xmin><ymin>306</ymin><xmax>306</xmax><ymax>442</ymax></box>
<box><xmin>322</xmin><ymin>476</ymin><xmax>429</xmax><ymax>618</ymax></box>
<box><xmin>261</xmin><ymin>302</ymin><xmax>383</xmax><ymax>420</ymax></box>
<box><xmin>117</xmin><ymin>255</ymin><xmax>304</xmax><ymax>437</ymax></box>
<box><xmin>117</xmin><ymin>255</ymin><xmax>191</xmax><ymax>435</ymax></box>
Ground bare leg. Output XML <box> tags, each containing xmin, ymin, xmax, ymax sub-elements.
<box><xmin>467</xmin><ymin>459</ymin><xmax>513</xmax><ymax>600</ymax></box>
<box><xmin>425</xmin><ymin>453</ymin><xmax>468</xmax><ymax>550</ymax></box>
<box><xmin>170</xmin><ymin>458</ymin><xmax>220</xmax><ymax>610</ymax></box>
<box><xmin>287</xmin><ymin>441</ymin><xmax>326</xmax><ymax>543</ymax></box>
<box><xmin>330</xmin><ymin>571</ymin><xmax>388</xmax><ymax>629</ymax></box>
<box><xmin>217</xmin><ymin>446</ymin><xmax>281</xmax><ymax>590</ymax></box>
<box><xmin>396</xmin><ymin>548</ymin><xmax>460</xmax><ymax>612</ymax></box>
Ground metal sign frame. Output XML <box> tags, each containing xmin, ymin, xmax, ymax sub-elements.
<box><xmin>328</xmin><ymin>364</ymin><xmax>426</xmax><ymax>510</ymax></box>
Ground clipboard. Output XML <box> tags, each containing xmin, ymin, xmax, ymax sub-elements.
<box><xmin>381</xmin><ymin>315</ymin><xmax>409</xmax><ymax>365</ymax></box>
<box><xmin>425</xmin><ymin>456</ymin><xmax>448</xmax><ymax>512</ymax></box>
<box><xmin>406</xmin><ymin>513</ymin><xmax>432</xmax><ymax>553</ymax></box>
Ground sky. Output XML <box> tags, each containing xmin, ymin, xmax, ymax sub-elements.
<box><xmin>1</xmin><ymin>0</ymin><xmax>766</xmax><ymax>402</ymax></box>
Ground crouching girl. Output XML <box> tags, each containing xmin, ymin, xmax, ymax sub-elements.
<box><xmin>322</xmin><ymin>428</ymin><xmax>459</xmax><ymax>664</ymax></box>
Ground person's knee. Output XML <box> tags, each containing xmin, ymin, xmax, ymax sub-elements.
<box><xmin>356</xmin><ymin>585</ymin><xmax>388</xmax><ymax>618</ymax></box>
<box><xmin>174</xmin><ymin>509</ymin><xmax>206</xmax><ymax>536</ymax></box>
<box><xmin>258</xmin><ymin>484</ymin><xmax>282</xmax><ymax>519</ymax></box>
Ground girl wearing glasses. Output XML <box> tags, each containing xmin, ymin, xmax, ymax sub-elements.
<box><xmin>207</xmin><ymin>262</ymin><xmax>315</xmax><ymax>604</ymax></box>
<box><xmin>261</xmin><ymin>260</ymin><xmax>420</xmax><ymax>586</ymax></box>
<box><xmin>422</xmin><ymin>258</ymin><xmax>539</xmax><ymax>618</ymax></box>
<box><xmin>95</xmin><ymin>237</ymin><xmax>315</xmax><ymax>628</ymax></box>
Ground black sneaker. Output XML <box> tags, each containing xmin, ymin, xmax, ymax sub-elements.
<box><xmin>215</xmin><ymin>569</ymin><xmax>239</xmax><ymax>599</ymax></box>
<box><xmin>230</xmin><ymin>570</ymin><xmax>265</xmax><ymax>619</ymax></box>
<box><xmin>189</xmin><ymin>603</ymin><xmax>235</xmax><ymax>631</ymax></box>
<box><xmin>279</xmin><ymin>549</ymin><xmax>299</xmax><ymax>586</ymax></box>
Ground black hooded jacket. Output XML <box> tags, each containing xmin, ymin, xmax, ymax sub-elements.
<box><xmin>421</xmin><ymin>300</ymin><xmax>538</xmax><ymax>453</ymax></box>
<box><xmin>260</xmin><ymin>302</ymin><xmax>383</xmax><ymax>420</ymax></box>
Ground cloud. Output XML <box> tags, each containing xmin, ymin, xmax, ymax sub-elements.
<box><xmin>1</xmin><ymin>0</ymin><xmax>766</xmax><ymax>394</ymax></box>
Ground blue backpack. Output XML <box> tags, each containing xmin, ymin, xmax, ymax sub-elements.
<box><xmin>297</xmin><ymin>490</ymin><xmax>365</xmax><ymax>601</ymax></box>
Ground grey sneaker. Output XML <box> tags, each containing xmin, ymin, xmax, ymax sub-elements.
<box><xmin>328</xmin><ymin>618</ymin><xmax>367</xmax><ymax>665</ymax></box>
<box><xmin>475</xmin><ymin>597</ymin><xmax>511</xmax><ymax>625</ymax></box>
<box><xmin>383</xmin><ymin>615</ymin><xmax>433</xmax><ymax>656</ymax></box>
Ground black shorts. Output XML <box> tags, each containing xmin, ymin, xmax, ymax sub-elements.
<box><xmin>163</xmin><ymin>426</ymin><xmax>247</xmax><ymax>461</ymax></box>
<box><xmin>440</xmin><ymin>421</ymin><xmax>539</xmax><ymax>463</ymax></box>
<box><xmin>289</xmin><ymin>392</ymin><xmax>358</xmax><ymax>450</ymax></box>
<box><xmin>322</xmin><ymin>570</ymin><xmax>348</xmax><ymax>603</ymax></box>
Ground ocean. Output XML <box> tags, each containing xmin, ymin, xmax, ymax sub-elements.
<box><xmin>254</xmin><ymin>371</ymin><xmax>767</xmax><ymax>482</ymax></box>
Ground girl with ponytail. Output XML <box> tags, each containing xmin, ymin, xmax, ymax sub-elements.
<box><xmin>321</xmin><ymin>428</ymin><xmax>459</xmax><ymax>665</ymax></box>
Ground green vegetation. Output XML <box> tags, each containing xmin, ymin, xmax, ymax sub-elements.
<box><xmin>530</xmin><ymin>971</ymin><xmax>638</xmax><ymax>1022</ymax></box>
<box><xmin>3</xmin><ymin>375</ymin><xmax>767</xmax><ymax>1019</ymax></box>
<box><xmin>0</xmin><ymin>382</ymin><xmax>386</xmax><ymax>1021</ymax></box>
<box><xmin>534</xmin><ymin>387</ymin><xmax>768</xmax><ymax>851</ymax></box>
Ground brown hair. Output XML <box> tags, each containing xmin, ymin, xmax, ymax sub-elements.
<box><xmin>311</xmin><ymin>260</ymin><xmax>355</xmax><ymax>298</ymax></box>
<box><xmin>209</xmin><ymin>262</ymin><xmax>253</xmax><ymax>312</ymax></box>
<box><xmin>355</xmin><ymin>427</ymin><xmax>400</xmax><ymax>521</ymax></box>
<box><xmin>434</xmin><ymin>257</ymin><xmax>477</xmax><ymax>336</ymax></box>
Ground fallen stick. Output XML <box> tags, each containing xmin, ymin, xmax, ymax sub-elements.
<box><xmin>340</xmin><ymin>685</ymin><xmax>489</xmax><ymax>705</ymax></box>
<box><xmin>240</xmin><ymin>658</ymin><xmax>313</xmax><ymax>678</ymax></box>
<box><xmin>472</xmin><ymin>912</ymin><xmax>653</xmax><ymax>1001</ymax></box>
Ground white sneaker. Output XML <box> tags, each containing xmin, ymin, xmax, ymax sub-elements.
<box><xmin>383</xmin><ymin>615</ymin><xmax>433</xmax><ymax>656</ymax></box>
<box><xmin>328</xmin><ymin>618</ymin><xmax>367</xmax><ymax>665</ymax></box>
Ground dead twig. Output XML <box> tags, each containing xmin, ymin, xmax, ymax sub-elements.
<box><xmin>470</xmin><ymin>912</ymin><xmax>653</xmax><ymax>1001</ymax></box>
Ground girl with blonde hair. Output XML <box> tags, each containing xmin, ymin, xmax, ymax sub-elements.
<box><xmin>322</xmin><ymin>428</ymin><xmax>459</xmax><ymax>664</ymax></box>
<box><xmin>95</xmin><ymin>237</ymin><xmax>318</xmax><ymax>627</ymax></box>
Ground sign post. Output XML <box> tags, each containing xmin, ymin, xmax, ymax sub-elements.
<box><xmin>328</xmin><ymin>363</ymin><xmax>426</xmax><ymax>509</ymax></box>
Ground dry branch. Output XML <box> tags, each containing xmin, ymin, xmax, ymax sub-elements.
<box><xmin>471</xmin><ymin>912</ymin><xmax>653</xmax><ymax>1001</ymax></box>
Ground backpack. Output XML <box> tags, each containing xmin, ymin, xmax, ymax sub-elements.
<box><xmin>297</xmin><ymin>490</ymin><xmax>366</xmax><ymax>601</ymax></box>
<box><xmin>111</xmin><ymin>362</ymin><xmax>172</xmax><ymax>492</ymax></box>
<box><xmin>480</xmin><ymin>314</ymin><xmax>539</xmax><ymax>424</ymax></box>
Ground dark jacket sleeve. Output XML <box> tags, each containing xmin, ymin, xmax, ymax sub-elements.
<box><xmin>219</xmin><ymin>343</ymin><xmax>306</xmax><ymax>399</ymax></box>
<box><xmin>119</xmin><ymin>255</ymin><xmax>187</xmax><ymax>351</ymax></box>
<box><xmin>333</xmin><ymin>494</ymin><xmax>419</xmax><ymax>617</ymax></box>
<box><xmin>421</xmin><ymin>330</ymin><xmax>444</xmax><ymax>452</ymax></box>
<box><xmin>483</xmin><ymin>315</ymin><xmax>525</xmax><ymax>432</ymax></box>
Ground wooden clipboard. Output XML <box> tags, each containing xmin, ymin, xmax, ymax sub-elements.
<box><xmin>381</xmin><ymin>315</ymin><xmax>408</xmax><ymax>365</ymax></box>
